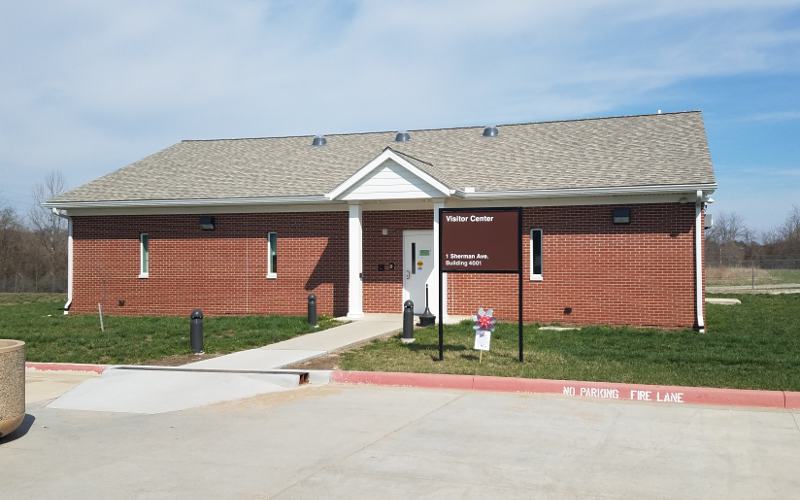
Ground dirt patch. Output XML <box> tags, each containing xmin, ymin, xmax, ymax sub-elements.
<box><xmin>142</xmin><ymin>352</ymin><xmax>223</xmax><ymax>366</ymax></box>
<box><xmin>286</xmin><ymin>352</ymin><xmax>342</xmax><ymax>370</ymax></box>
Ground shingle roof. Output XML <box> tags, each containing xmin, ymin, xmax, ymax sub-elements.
<box><xmin>50</xmin><ymin>111</ymin><xmax>715</xmax><ymax>204</ymax></box>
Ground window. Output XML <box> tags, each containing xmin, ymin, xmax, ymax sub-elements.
<box><xmin>530</xmin><ymin>229</ymin><xmax>542</xmax><ymax>281</ymax></box>
<box><xmin>139</xmin><ymin>233</ymin><xmax>149</xmax><ymax>277</ymax></box>
<box><xmin>267</xmin><ymin>232</ymin><xmax>278</xmax><ymax>278</ymax></box>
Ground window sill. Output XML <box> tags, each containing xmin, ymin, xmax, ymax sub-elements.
<box><xmin>138</xmin><ymin>273</ymin><xmax>149</xmax><ymax>279</ymax></box>
<box><xmin>529</xmin><ymin>275</ymin><xmax>543</xmax><ymax>282</ymax></box>
<box><xmin>266</xmin><ymin>273</ymin><xmax>277</xmax><ymax>279</ymax></box>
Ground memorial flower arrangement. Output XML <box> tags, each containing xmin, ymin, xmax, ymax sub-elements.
<box><xmin>473</xmin><ymin>307</ymin><xmax>496</xmax><ymax>332</ymax></box>
<box><xmin>473</xmin><ymin>307</ymin><xmax>496</xmax><ymax>360</ymax></box>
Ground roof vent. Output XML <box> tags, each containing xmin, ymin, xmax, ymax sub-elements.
<box><xmin>311</xmin><ymin>135</ymin><xmax>327</xmax><ymax>147</ymax></box>
<box><xmin>395</xmin><ymin>131</ymin><xmax>411</xmax><ymax>142</ymax></box>
<box><xmin>482</xmin><ymin>125</ymin><xmax>499</xmax><ymax>137</ymax></box>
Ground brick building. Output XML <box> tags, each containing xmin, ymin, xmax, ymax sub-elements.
<box><xmin>46</xmin><ymin>112</ymin><xmax>716</xmax><ymax>330</ymax></box>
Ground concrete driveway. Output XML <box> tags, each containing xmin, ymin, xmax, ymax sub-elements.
<box><xmin>2</xmin><ymin>384</ymin><xmax>799</xmax><ymax>499</ymax></box>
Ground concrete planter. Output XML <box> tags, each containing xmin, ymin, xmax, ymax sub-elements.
<box><xmin>0</xmin><ymin>339</ymin><xmax>25</xmax><ymax>438</ymax></box>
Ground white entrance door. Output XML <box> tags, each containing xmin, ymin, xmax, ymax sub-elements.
<box><xmin>403</xmin><ymin>230</ymin><xmax>435</xmax><ymax>314</ymax></box>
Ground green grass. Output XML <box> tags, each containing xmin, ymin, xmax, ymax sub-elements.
<box><xmin>0</xmin><ymin>294</ymin><xmax>339</xmax><ymax>364</ymax></box>
<box><xmin>340</xmin><ymin>294</ymin><xmax>800</xmax><ymax>391</ymax></box>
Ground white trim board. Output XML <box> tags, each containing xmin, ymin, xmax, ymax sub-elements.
<box><xmin>62</xmin><ymin>193</ymin><xmax>702</xmax><ymax>217</ymax></box>
<box><xmin>326</xmin><ymin>148</ymin><xmax>452</xmax><ymax>200</ymax></box>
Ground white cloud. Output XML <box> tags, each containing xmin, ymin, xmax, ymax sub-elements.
<box><xmin>1</xmin><ymin>0</ymin><xmax>799</xmax><ymax>209</ymax></box>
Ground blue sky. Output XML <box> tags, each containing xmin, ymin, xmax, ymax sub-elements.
<box><xmin>1</xmin><ymin>0</ymin><xmax>798</xmax><ymax>234</ymax></box>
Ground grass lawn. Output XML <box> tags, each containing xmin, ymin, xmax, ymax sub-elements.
<box><xmin>0</xmin><ymin>293</ymin><xmax>339</xmax><ymax>364</ymax></box>
<box><xmin>340</xmin><ymin>293</ymin><xmax>800</xmax><ymax>391</ymax></box>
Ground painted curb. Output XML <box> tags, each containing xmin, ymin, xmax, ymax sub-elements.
<box><xmin>331</xmin><ymin>371</ymin><xmax>796</xmax><ymax>410</ymax></box>
<box><xmin>785</xmin><ymin>391</ymin><xmax>800</xmax><ymax>410</ymax></box>
<box><xmin>26</xmin><ymin>362</ymin><xmax>107</xmax><ymax>374</ymax></box>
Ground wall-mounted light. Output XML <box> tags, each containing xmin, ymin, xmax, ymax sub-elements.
<box><xmin>199</xmin><ymin>215</ymin><xmax>216</xmax><ymax>230</ymax></box>
<box><xmin>381</xmin><ymin>228</ymin><xmax>389</xmax><ymax>236</ymax></box>
<box><xmin>613</xmin><ymin>208</ymin><xmax>631</xmax><ymax>224</ymax></box>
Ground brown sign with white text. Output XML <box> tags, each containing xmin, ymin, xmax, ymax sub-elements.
<box><xmin>441</xmin><ymin>210</ymin><xmax>520</xmax><ymax>272</ymax></box>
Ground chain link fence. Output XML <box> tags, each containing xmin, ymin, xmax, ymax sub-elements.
<box><xmin>705</xmin><ymin>257</ymin><xmax>800</xmax><ymax>292</ymax></box>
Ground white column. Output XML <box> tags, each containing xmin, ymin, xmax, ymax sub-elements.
<box><xmin>347</xmin><ymin>203</ymin><xmax>364</xmax><ymax>319</ymax></box>
<box><xmin>432</xmin><ymin>200</ymin><xmax>446</xmax><ymax>322</ymax></box>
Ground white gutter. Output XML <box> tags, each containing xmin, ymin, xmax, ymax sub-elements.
<box><xmin>51</xmin><ymin>208</ymin><xmax>73</xmax><ymax>315</ymax></box>
<box><xmin>694</xmin><ymin>190</ymin><xmax>705</xmax><ymax>333</ymax></box>
<box><xmin>43</xmin><ymin>183</ymin><xmax>718</xmax><ymax>210</ymax></box>
<box><xmin>43</xmin><ymin>195</ymin><xmax>331</xmax><ymax>210</ymax></box>
<box><xmin>455</xmin><ymin>183</ymin><xmax>718</xmax><ymax>200</ymax></box>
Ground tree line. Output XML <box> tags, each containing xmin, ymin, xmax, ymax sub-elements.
<box><xmin>0</xmin><ymin>172</ymin><xmax>68</xmax><ymax>292</ymax></box>
<box><xmin>706</xmin><ymin>206</ymin><xmax>800</xmax><ymax>268</ymax></box>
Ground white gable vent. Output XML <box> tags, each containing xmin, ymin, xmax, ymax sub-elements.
<box><xmin>312</xmin><ymin>135</ymin><xmax>327</xmax><ymax>147</ymax></box>
<box><xmin>482</xmin><ymin>125</ymin><xmax>498</xmax><ymax>137</ymax></box>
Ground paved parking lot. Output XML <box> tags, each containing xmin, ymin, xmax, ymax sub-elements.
<box><xmin>2</xmin><ymin>382</ymin><xmax>799</xmax><ymax>499</ymax></box>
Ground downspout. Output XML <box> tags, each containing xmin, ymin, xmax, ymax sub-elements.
<box><xmin>694</xmin><ymin>191</ymin><xmax>705</xmax><ymax>333</ymax></box>
<box><xmin>51</xmin><ymin>208</ymin><xmax>73</xmax><ymax>315</ymax></box>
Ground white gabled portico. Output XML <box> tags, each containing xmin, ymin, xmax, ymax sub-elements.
<box><xmin>327</xmin><ymin>148</ymin><xmax>453</xmax><ymax>320</ymax></box>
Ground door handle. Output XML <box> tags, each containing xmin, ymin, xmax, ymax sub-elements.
<box><xmin>405</xmin><ymin>271</ymin><xmax>411</xmax><ymax>280</ymax></box>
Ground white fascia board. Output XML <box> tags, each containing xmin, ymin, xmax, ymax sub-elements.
<box><xmin>42</xmin><ymin>195</ymin><xmax>330</xmax><ymax>210</ymax></box>
<box><xmin>454</xmin><ymin>183</ymin><xmax>718</xmax><ymax>200</ymax></box>
<box><xmin>45</xmin><ymin>183</ymin><xmax>718</xmax><ymax>210</ymax></box>
<box><xmin>326</xmin><ymin>149</ymin><xmax>452</xmax><ymax>200</ymax></box>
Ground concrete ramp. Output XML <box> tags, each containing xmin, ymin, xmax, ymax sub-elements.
<box><xmin>187</xmin><ymin>313</ymin><xmax>402</xmax><ymax>371</ymax></box>
<box><xmin>47</xmin><ymin>367</ymin><xmax>308</xmax><ymax>415</ymax></box>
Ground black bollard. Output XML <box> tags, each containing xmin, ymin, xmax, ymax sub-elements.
<box><xmin>308</xmin><ymin>294</ymin><xmax>318</xmax><ymax>327</ymax></box>
<box><xmin>418</xmin><ymin>284</ymin><xmax>436</xmax><ymax>327</ymax></box>
<box><xmin>190</xmin><ymin>309</ymin><xmax>204</xmax><ymax>355</ymax></box>
<box><xmin>402</xmin><ymin>300</ymin><xmax>415</xmax><ymax>344</ymax></box>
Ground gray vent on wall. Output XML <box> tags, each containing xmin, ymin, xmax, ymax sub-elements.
<box><xmin>311</xmin><ymin>135</ymin><xmax>327</xmax><ymax>147</ymax></box>
<box><xmin>395</xmin><ymin>131</ymin><xmax>411</xmax><ymax>142</ymax></box>
<box><xmin>482</xmin><ymin>125</ymin><xmax>499</xmax><ymax>137</ymax></box>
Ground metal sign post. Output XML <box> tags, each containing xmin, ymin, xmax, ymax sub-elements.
<box><xmin>438</xmin><ymin>207</ymin><xmax>524</xmax><ymax>362</ymax></box>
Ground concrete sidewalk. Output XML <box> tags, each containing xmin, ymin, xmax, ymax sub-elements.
<box><xmin>38</xmin><ymin>314</ymin><xmax>401</xmax><ymax>414</ymax></box>
<box><xmin>186</xmin><ymin>313</ymin><xmax>401</xmax><ymax>370</ymax></box>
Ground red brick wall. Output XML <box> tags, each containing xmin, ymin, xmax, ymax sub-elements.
<box><xmin>362</xmin><ymin>210</ymin><xmax>432</xmax><ymax>313</ymax></box>
<box><xmin>71</xmin><ymin>212</ymin><xmax>348</xmax><ymax>317</ymax></box>
<box><xmin>447</xmin><ymin>203</ymin><xmax>700</xmax><ymax>328</ymax></box>
<box><xmin>70</xmin><ymin>203</ymin><xmax>702</xmax><ymax>327</ymax></box>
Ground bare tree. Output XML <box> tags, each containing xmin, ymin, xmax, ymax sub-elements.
<box><xmin>780</xmin><ymin>205</ymin><xmax>800</xmax><ymax>241</ymax></box>
<box><xmin>0</xmin><ymin>204</ymin><xmax>24</xmax><ymax>291</ymax></box>
<box><xmin>707</xmin><ymin>211</ymin><xmax>753</xmax><ymax>245</ymax></box>
<box><xmin>28</xmin><ymin>171</ymin><xmax>68</xmax><ymax>292</ymax></box>
<box><xmin>706</xmin><ymin>211</ymin><xmax>753</xmax><ymax>266</ymax></box>
<box><xmin>763</xmin><ymin>205</ymin><xmax>800</xmax><ymax>260</ymax></box>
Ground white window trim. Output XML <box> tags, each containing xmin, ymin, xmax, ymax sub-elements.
<box><xmin>529</xmin><ymin>228</ymin><xmax>543</xmax><ymax>281</ymax></box>
<box><xmin>139</xmin><ymin>233</ymin><xmax>149</xmax><ymax>278</ymax></box>
<box><xmin>267</xmin><ymin>232</ymin><xmax>277</xmax><ymax>279</ymax></box>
